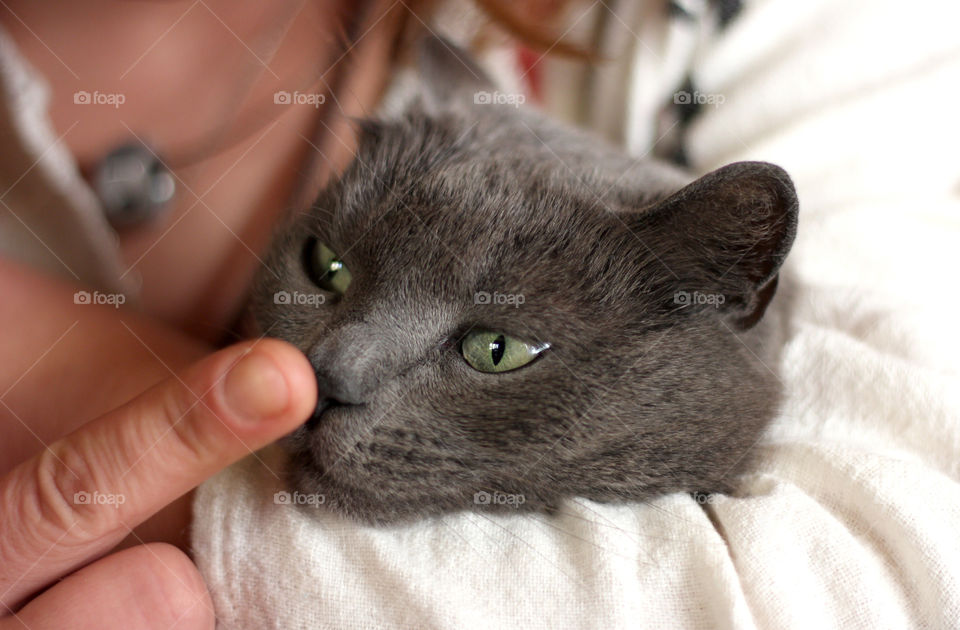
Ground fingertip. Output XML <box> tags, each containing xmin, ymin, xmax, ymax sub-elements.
<box><xmin>216</xmin><ymin>340</ymin><xmax>315</xmax><ymax>433</ymax></box>
<box><xmin>247</xmin><ymin>338</ymin><xmax>318</xmax><ymax>424</ymax></box>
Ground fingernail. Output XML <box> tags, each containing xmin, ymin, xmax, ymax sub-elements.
<box><xmin>223</xmin><ymin>350</ymin><xmax>290</xmax><ymax>422</ymax></box>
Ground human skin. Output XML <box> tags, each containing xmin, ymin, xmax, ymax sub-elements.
<box><xmin>0</xmin><ymin>0</ymin><xmax>402</xmax><ymax>626</ymax></box>
<box><xmin>2</xmin><ymin>0</ymin><xmax>396</xmax><ymax>337</ymax></box>
<box><xmin>0</xmin><ymin>296</ymin><xmax>318</xmax><ymax>627</ymax></box>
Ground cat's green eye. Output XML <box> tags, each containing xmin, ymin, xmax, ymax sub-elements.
<box><xmin>309</xmin><ymin>240</ymin><xmax>352</xmax><ymax>294</ymax></box>
<box><xmin>461</xmin><ymin>331</ymin><xmax>549</xmax><ymax>373</ymax></box>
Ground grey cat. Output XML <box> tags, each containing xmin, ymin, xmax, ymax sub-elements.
<box><xmin>250</xmin><ymin>36</ymin><xmax>798</xmax><ymax>525</ymax></box>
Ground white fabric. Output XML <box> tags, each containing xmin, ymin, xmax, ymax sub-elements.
<box><xmin>192</xmin><ymin>0</ymin><xmax>960</xmax><ymax>627</ymax></box>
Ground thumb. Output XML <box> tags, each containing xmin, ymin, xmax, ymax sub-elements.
<box><xmin>0</xmin><ymin>339</ymin><xmax>316</xmax><ymax>612</ymax></box>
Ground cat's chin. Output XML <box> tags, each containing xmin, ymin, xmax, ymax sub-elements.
<box><xmin>279</xmin><ymin>440</ymin><xmax>556</xmax><ymax>525</ymax></box>
<box><xmin>280</xmin><ymin>457</ymin><xmax>416</xmax><ymax>526</ymax></box>
<box><xmin>278</xmin><ymin>426</ymin><xmax>405</xmax><ymax>525</ymax></box>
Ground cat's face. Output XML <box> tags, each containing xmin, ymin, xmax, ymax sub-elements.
<box><xmin>250</xmin><ymin>38</ymin><xmax>798</xmax><ymax>524</ymax></box>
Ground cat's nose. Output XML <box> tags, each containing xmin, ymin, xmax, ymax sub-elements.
<box><xmin>307</xmin><ymin>330</ymin><xmax>381</xmax><ymax>405</ymax></box>
<box><xmin>313</xmin><ymin>365</ymin><xmax>369</xmax><ymax>406</ymax></box>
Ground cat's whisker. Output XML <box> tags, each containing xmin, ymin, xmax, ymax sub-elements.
<box><xmin>526</xmin><ymin>513</ymin><xmax>651</xmax><ymax>565</ymax></box>
<box><xmin>463</xmin><ymin>511</ymin><xmax>593</xmax><ymax>587</ymax></box>
<box><xmin>569</xmin><ymin>497</ymin><xmax>726</xmax><ymax>543</ymax></box>
<box><xmin>434</xmin><ymin>515</ymin><xmax>488</xmax><ymax>558</ymax></box>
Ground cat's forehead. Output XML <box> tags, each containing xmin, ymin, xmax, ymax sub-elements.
<box><xmin>341</xmin><ymin>120</ymin><xmax>608</xmax><ymax>243</ymax></box>
<box><xmin>341</xmin><ymin>160</ymin><xmax>598</xmax><ymax>268</ymax></box>
<box><xmin>311</xmin><ymin>111</ymin><xmax>652</xmax><ymax>302</ymax></box>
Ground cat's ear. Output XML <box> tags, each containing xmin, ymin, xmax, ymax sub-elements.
<box><xmin>637</xmin><ymin>161</ymin><xmax>798</xmax><ymax>329</ymax></box>
<box><xmin>417</xmin><ymin>34</ymin><xmax>496</xmax><ymax>106</ymax></box>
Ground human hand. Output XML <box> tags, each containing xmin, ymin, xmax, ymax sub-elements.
<box><xmin>0</xmin><ymin>340</ymin><xmax>317</xmax><ymax>629</ymax></box>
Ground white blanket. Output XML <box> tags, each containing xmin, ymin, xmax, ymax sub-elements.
<box><xmin>192</xmin><ymin>0</ymin><xmax>960</xmax><ymax>627</ymax></box>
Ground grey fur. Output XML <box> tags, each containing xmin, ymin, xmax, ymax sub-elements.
<box><xmin>249</xmin><ymin>36</ymin><xmax>799</xmax><ymax>524</ymax></box>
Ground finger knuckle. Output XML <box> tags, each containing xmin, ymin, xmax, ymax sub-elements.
<box><xmin>28</xmin><ymin>442</ymin><xmax>121</xmax><ymax>543</ymax></box>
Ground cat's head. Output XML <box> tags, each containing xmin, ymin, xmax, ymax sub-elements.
<box><xmin>251</xmin><ymin>36</ymin><xmax>798</xmax><ymax>524</ymax></box>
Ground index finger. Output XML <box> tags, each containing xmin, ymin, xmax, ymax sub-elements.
<box><xmin>0</xmin><ymin>339</ymin><xmax>316</xmax><ymax>613</ymax></box>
